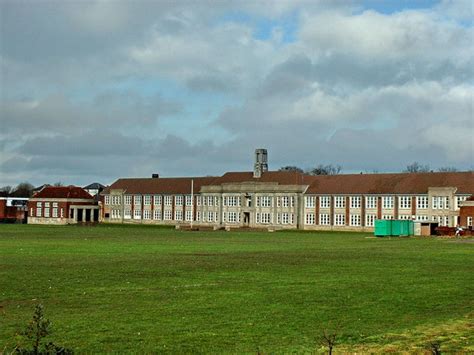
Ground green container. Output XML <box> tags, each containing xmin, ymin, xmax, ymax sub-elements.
<box><xmin>399</xmin><ymin>220</ymin><xmax>414</xmax><ymax>236</ymax></box>
<box><xmin>392</xmin><ymin>220</ymin><xmax>402</xmax><ymax>236</ymax></box>
<box><xmin>375</xmin><ymin>220</ymin><xmax>392</xmax><ymax>236</ymax></box>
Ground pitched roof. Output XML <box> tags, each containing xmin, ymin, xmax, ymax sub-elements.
<box><xmin>306</xmin><ymin>171</ymin><xmax>474</xmax><ymax>195</ymax></box>
<box><xmin>32</xmin><ymin>186</ymin><xmax>94</xmax><ymax>199</ymax></box>
<box><xmin>209</xmin><ymin>171</ymin><xmax>315</xmax><ymax>186</ymax></box>
<box><xmin>103</xmin><ymin>177</ymin><xmax>218</xmax><ymax>195</ymax></box>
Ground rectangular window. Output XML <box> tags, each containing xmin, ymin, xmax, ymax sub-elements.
<box><xmin>467</xmin><ymin>216</ymin><xmax>473</xmax><ymax>227</ymax></box>
<box><xmin>36</xmin><ymin>207</ymin><xmax>42</xmax><ymax>217</ymax></box>
<box><xmin>365</xmin><ymin>214</ymin><xmax>376</xmax><ymax>227</ymax></box>
<box><xmin>153</xmin><ymin>209</ymin><xmax>162</xmax><ymax>220</ymax></box>
<box><xmin>415</xmin><ymin>215</ymin><xmax>429</xmax><ymax>221</ymax></box>
<box><xmin>305</xmin><ymin>196</ymin><xmax>315</xmax><ymax>208</ymax></box>
<box><xmin>164</xmin><ymin>196</ymin><xmax>173</xmax><ymax>206</ymax></box>
<box><xmin>281</xmin><ymin>212</ymin><xmax>289</xmax><ymax>224</ymax></box>
<box><xmin>350</xmin><ymin>196</ymin><xmax>361</xmax><ymax>209</ymax></box>
<box><xmin>124</xmin><ymin>209</ymin><xmax>131</xmax><ymax>219</ymax></box>
<box><xmin>133</xmin><ymin>209</ymin><xmax>141</xmax><ymax>220</ymax></box>
<box><xmin>382</xmin><ymin>196</ymin><xmax>394</xmax><ymax>209</ymax></box>
<box><xmin>196</xmin><ymin>196</ymin><xmax>201</xmax><ymax>206</ymax></box>
<box><xmin>30</xmin><ymin>208</ymin><xmax>33</xmax><ymax>217</ymax></box>
<box><xmin>60</xmin><ymin>208</ymin><xmax>64</xmax><ymax>218</ymax></box>
<box><xmin>382</xmin><ymin>215</ymin><xmax>394</xmax><ymax>220</ymax></box>
<box><xmin>350</xmin><ymin>214</ymin><xmax>361</xmax><ymax>226</ymax></box>
<box><xmin>111</xmin><ymin>209</ymin><xmax>121</xmax><ymax>219</ymax></box>
<box><xmin>104</xmin><ymin>196</ymin><xmax>110</xmax><ymax>205</ymax></box>
<box><xmin>143</xmin><ymin>210</ymin><xmax>151</xmax><ymax>220</ymax></box>
<box><xmin>44</xmin><ymin>208</ymin><xmax>50</xmax><ymax>218</ymax></box>
<box><xmin>305</xmin><ymin>213</ymin><xmax>315</xmax><ymax>225</ymax></box>
<box><xmin>456</xmin><ymin>196</ymin><xmax>467</xmax><ymax>209</ymax></box>
<box><xmin>259</xmin><ymin>196</ymin><xmax>272</xmax><ymax>207</ymax></box>
<box><xmin>185</xmin><ymin>195</ymin><xmax>192</xmax><ymax>206</ymax></box>
<box><xmin>52</xmin><ymin>208</ymin><xmax>58</xmax><ymax>218</ymax></box>
<box><xmin>416</xmin><ymin>196</ymin><xmax>428</xmax><ymax>209</ymax></box>
<box><xmin>207</xmin><ymin>196</ymin><xmax>213</xmax><ymax>207</ymax></box>
<box><xmin>112</xmin><ymin>195</ymin><xmax>122</xmax><ymax>205</ymax></box>
<box><xmin>154</xmin><ymin>195</ymin><xmax>162</xmax><ymax>205</ymax></box>
<box><xmin>319</xmin><ymin>213</ymin><xmax>330</xmax><ymax>225</ymax></box>
<box><xmin>334</xmin><ymin>214</ymin><xmax>345</xmax><ymax>226</ymax></box>
<box><xmin>227</xmin><ymin>212</ymin><xmax>238</xmax><ymax>223</ymax></box>
<box><xmin>185</xmin><ymin>210</ymin><xmax>193</xmax><ymax>221</ymax></box>
<box><xmin>366</xmin><ymin>196</ymin><xmax>377</xmax><ymax>209</ymax></box>
<box><xmin>175</xmin><ymin>195</ymin><xmax>183</xmax><ymax>206</ymax></box>
<box><xmin>144</xmin><ymin>195</ymin><xmax>152</xmax><ymax>206</ymax></box>
<box><xmin>226</xmin><ymin>196</ymin><xmax>240</xmax><ymax>207</ymax></box>
<box><xmin>52</xmin><ymin>202</ymin><xmax>58</xmax><ymax>208</ymax></box>
<box><xmin>124</xmin><ymin>195</ymin><xmax>132</xmax><ymax>205</ymax></box>
<box><xmin>134</xmin><ymin>195</ymin><xmax>142</xmax><ymax>206</ymax></box>
<box><xmin>320</xmin><ymin>196</ymin><xmax>330</xmax><ymax>208</ymax></box>
<box><xmin>399</xmin><ymin>196</ymin><xmax>411</xmax><ymax>209</ymax></box>
<box><xmin>335</xmin><ymin>196</ymin><xmax>345</xmax><ymax>208</ymax></box>
<box><xmin>164</xmin><ymin>210</ymin><xmax>172</xmax><ymax>220</ymax></box>
<box><xmin>175</xmin><ymin>210</ymin><xmax>183</xmax><ymax>221</ymax></box>
<box><xmin>398</xmin><ymin>215</ymin><xmax>411</xmax><ymax>220</ymax></box>
<box><xmin>196</xmin><ymin>211</ymin><xmax>201</xmax><ymax>221</ymax></box>
<box><xmin>281</xmin><ymin>196</ymin><xmax>289</xmax><ymax>208</ymax></box>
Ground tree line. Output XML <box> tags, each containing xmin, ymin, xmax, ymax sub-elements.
<box><xmin>0</xmin><ymin>182</ymin><xmax>64</xmax><ymax>198</ymax></box>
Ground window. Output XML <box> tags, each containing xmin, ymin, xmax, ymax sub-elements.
<box><xmin>175</xmin><ymin>195</ymin><xmax>183</xmax><ymax>206</ymax></box>
<box><xmin>133</xmin><ymin>209</ymin><xmax>141</xmax><ymax>220</ymax></box>
<box><xmin>202</xmin><ymin>196</ymin><xmax>207</xmax><ymax>206</ymax></box>
<box><xmin>281</xmin><ymin>196</ymin><xmax>289</xmax><ymax>207</ymax></box>
<box><xmin>185</xmin><ymin>210</ymin><xmax>193</xmax><ymax>221</ymax></box>
<box><xmin>350</xmin><ymin>214</ymin><xmax>361</xmax><ymax>226</ymax></box>
<box><xmin>175</xmin><ymin>210</ymin><xmax>183</xmax><ymax>221</ymax></box>
<box><xmin>164</xmin><ymin>196</ymin><xmax>173</xmax><ymax>206</ymax></box>
<box><xmin>124</xmin><ymin>209</ymin><xmax>131</xmax><ymax>219</ymax></box>
<box><xmin>227</xmin><ymin>212</ymin><xmax>238</xmax><ymax>223</ymax></box>
<box><xmin>134</xmin><ymin>195</ymin><xmax>142</xmax><ymax>206</ymax></box>
<box><xmin>207</xmin><ymin>196</ymin><xmax>213</xmax><ymax>207</ymax></box>
<box><xmin>164</xmin><ymin>210</ymin><xmax>172</xmax><ymax>220</ymax></box>
<box><xmin>334</xmin><ymin>214</ymin><xmax>345</xmax><ymax>225</ymax></box>
<box><xmin>416</xmin><ymin>196</ymin><xmax>428</xmax><ymax>209</ymax></box>
<box><xmin>44</xmin><ymin>207</ymin><xmax>50</xmax><ymax>218</ymax></box>
<box><xmin>60</xmin><ymin>208</ymin><xmax>64</xmax><ymax>218</ymax></box>
<box><xmin>124</xmin><ymin>195</ymin><xmax>132</xmax><ymax>205</ymax></box>
<box><xmin>112</xmin><ymin>195</ymin><xmax>122</xmax><ymax>205</ymax></box>
<box><xmin>320</xmin><ymin>213</ymin><xmax>330</xmax><ymax>225</ymax></box>
<box><xmin>214</xmin><ymin>196</ymin><xmax>219</xmax><ymax>207</ymax></box>
<box><xmin>226</xmin><ymin>196</ymin><xmax>240</xmax><ymax>207</ymax></box>
<box><xmin>52</xmin><ymin>202</ymin><xmax>58</xmax><ymax>208</ymax></box>
<box><xmin>196</xmin><ymin>211</ymin><xmax>201</xmax><ymax>221</ymax></box>
<box><xmin>467</xmin><ymin>216</ymin><xmax>473</xmax><ymax>227</ymax></box>
<box><xmin>399</xmin><ymin>196</ymin><xmax>411</xmax><ymax>209</ymax></box>
<box><xmin>52</xmin><ymin>208</ymin><xmax>58</xmax><ymax>218</ymax></box>
<box><xmin>281</xmin><ymin>212</ymin><xmax>289</xmax><ymax>224</ymax></box>
<box><xmin>206</xmin><ymin>211</ymin><xmax>213</xmax><ymax>222</ymax></box>
<box><xmin>335</xmin><ymin>196</ymin><xmax>345</xmax><ymax>208</ymax></box>
<box><xmin>185</xmin><ymin>195</ymin><xmax>192</xmax><ymax>206</ymax></box>
<box><xmin>258</xmin><ymin>196</ymin><xmax>272</xmax><ymax>207</ymax></box>
<box><xmin>415</xmin><ymin>215</ymin><xmax>429</xmax><ymax>221</ymax></box>
<box><xmin>456</xmin><ymin>196</ymin><xmax>467</xmax><ymax>209</ymax></box>
<box><xmin>104</xmin><ymin>196</ymin><xmax>110</xmax><ymax>205</ymax></box>
<box><xmin>350</xmin><ymin>196</ymin><xmax>361</xmax><ymax>209</ymax></box>
<box><xmin>144</xmin><ymin>195</ymin><xmax>152</xmax><ymax>206</ymax></box>
<box><xmin>382</xmin><ymin>196</ymin><xmax>394</xmax><ymax>209</ymax></box>
<box><xmin>36</xmin><ymin>207</ymin><xmax>42</xmax><ymax>217</ymax></box>
<box><xmin>382</xmin><ymin>215</ymin><xmax>394</xmax><ymax>220</ymax></box>
<box><xmin>154</xmin><ymin>195</ymin><xmax>162</xmax><ymax>205</ymax></box>
<box><xmin>320</xmin><ymin>196</ymin><xmax>330</xmax><ymax>208</ymax></box>
<box><xmin>366</xmin><ymin>214</ymin><xmax>376</xmax><ymax>227</ymax></box>
<box><xmin>260</xmin><ymin>213</ymin><xmax>271</xmax><ymax>224</ymax></box>
<box><xmin>153</xmin><ymin>209</ymin><xmax>162</xmax><ymax>220</ymax></box>
<box><xmin>432</xmin><ymin>196</ymin><xmax>449</xmax><ymax>210</ymax></box>
<box><xmin>305</xmin><ymin>196</ymin><xmax>315</xmax><ymax>208</ymax></box>
<box><xmin>305</xmin><ymin>213</ymin><xmax>315</xmax><ymax>225</ymax></box>
<box><xmin>366</xmin><ymin>196</ymin><xmax>377</xmax><ymax>209</ymax></box>
<box><xmin>398</xmin><ymin>215</ymin><xmax>411</xmax><ymax>220</ymax></box>
<box><xmin>112</xmin><ymin>209</ymin><xmax>121</xmax><ymax>219</ymax></box>
<box><xmin>30</xmin><ymin>208</ymin><xmax>33</xmax><ymax>217</ymax></box>
<box><xmin>143</xmin><ymin>210</ymin><xmax>151</xmax><ymax>220</ymax></box>
<box><xmin>196</xmin><ymin>196</ymin><xmax>201</xmax><ymax>206</ymax></box>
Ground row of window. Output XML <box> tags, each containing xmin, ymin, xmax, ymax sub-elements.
<box><xmin>305</xmin><ymin>195</ymin><xmax>461</xmax><ymax>210</ymax></box>
<box><xmin>31</xmin><ymin>207</ymin><xmax>64</xmax><ymax>218</ymax></box>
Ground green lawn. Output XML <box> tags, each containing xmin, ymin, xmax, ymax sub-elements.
<box><xmin>1</xmin><ymin>224</ymin><xmax>473</xmax><ymax>353</ymax></box>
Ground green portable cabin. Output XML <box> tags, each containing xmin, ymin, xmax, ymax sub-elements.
<box><xmin>375</xmin><ymin>219</ymin><xmax>414</xmax><ymax>237</ymax></box>
<box><xmin>374</xmin><ymin>220</ymin><xmax>392</xmax><ymax>236</ymax></box>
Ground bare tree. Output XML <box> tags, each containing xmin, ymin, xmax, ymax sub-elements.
<box><xmin>53</xmin><ymin>181</ymin><xmax>64</xmax><ymax>187</ymax></box>
<box><xmin>308</xmin><ymin>164</ymin><xmax>342</xmax><ymax>175</ymax></box>
<box><xmin>0</xmin><ymin>185</ymin><xmax>13</xmax><ymax>196</ymax></box>
<box><xmin>11</xmin><ymin>182</ymin><xmax>35</xmax><ymax>197</ymax></box>
<box><xmin>438</xmin><ymin>166</ymin><xmax>458</xmax><ymax>172</ymax></box>
<box><xmin>279</xmin><ymin>166</ymin><xmax>304</xmax><ymax>173</ymax></box>
<box><xmin>404</xmin><ymin>162</ymin><xmax>430</xmax><ymax>173</ymax></box>
<box><xmin>319</xmin><ymin>329</ymin><xmax>338</xmax><ymax>355</ymax></box>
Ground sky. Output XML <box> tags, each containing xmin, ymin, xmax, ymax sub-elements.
<box><xmin>0</xmin><ymin>0</ymin><xmax>473</xmax><ymax>187</ymax></box>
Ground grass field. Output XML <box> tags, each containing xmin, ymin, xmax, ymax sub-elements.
<box><xmin>1</xmin><ymin>224</ymin><xmax>473</xmax><ymax>353</ymax></box>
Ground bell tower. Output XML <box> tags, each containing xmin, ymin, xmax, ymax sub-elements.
<box><xmin>253</xmin><ymin>149</ymin><xmax>268</xmax><ymax>178</ymax></box>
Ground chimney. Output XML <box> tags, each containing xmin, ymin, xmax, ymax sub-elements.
<box><xmin>152</xmin><ymin>173</ymin><xmax>159</xmax><ymax>179</ymax></box>
<box><xmin>253</xmin><ymin>149</ymin><xmax>268</xmax><ymax>178</ymax></box>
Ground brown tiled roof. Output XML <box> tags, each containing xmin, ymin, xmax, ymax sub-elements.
<box><xmin>32</xmin><ymin>186</ymin><xmax>94</xmax><ymax>199</ymax></box>
<box><xmin>306</xmin><ymin>171</ymin><xmax>474</xmax><ymax>195</ymax></box>
<box><xmin>103</xmin><ymin>177</ymin><xmax>218</xmax><ymax>195</ymax></box>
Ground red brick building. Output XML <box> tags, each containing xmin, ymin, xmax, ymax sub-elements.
<box><xmin>459</xmin><ymin>196</ymin><xmax>474</xmax><ymax>230</ymax></box>
<box><xmin>0</xmin><ymin>197</ymin><xmax>28</xmax><ymax>223</ymax></box>
<box><xmin>28</xmin><ymin>186</ymin><xmax>99</xmax><ymax>224</ymax></box>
